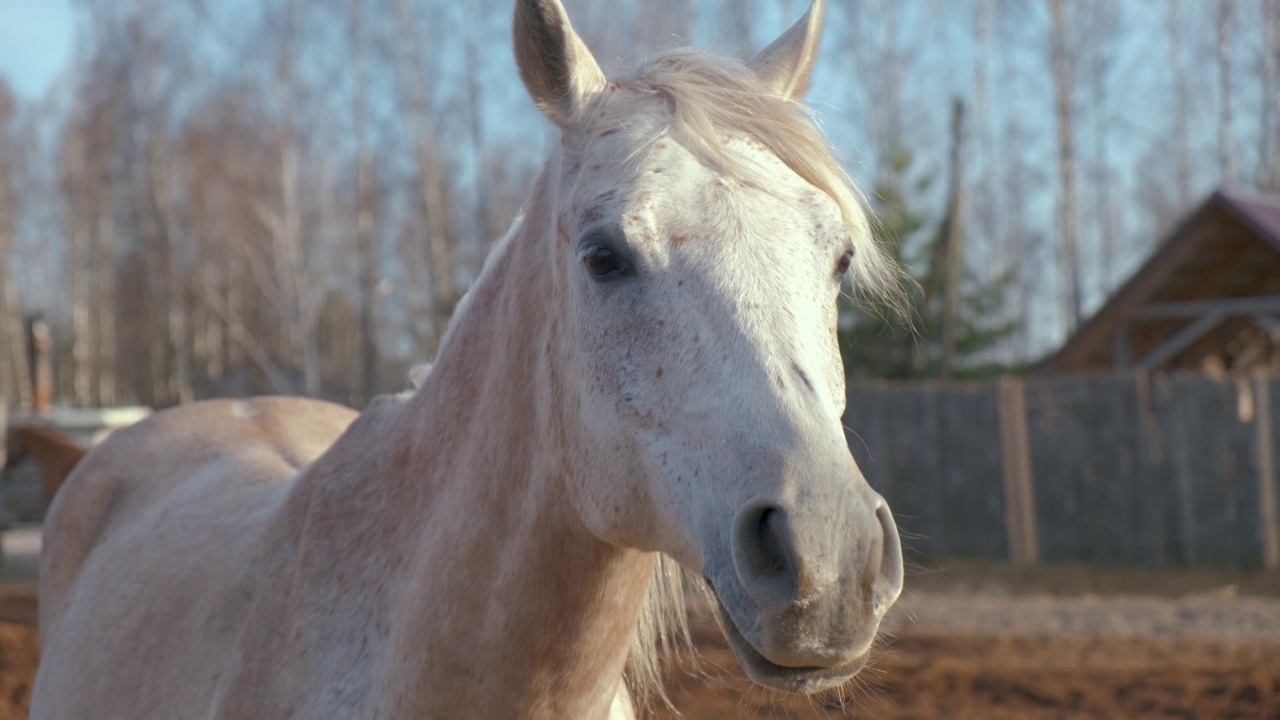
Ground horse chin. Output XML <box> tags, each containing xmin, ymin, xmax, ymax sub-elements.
<box><xmin>710</xmin><ymin>593</ymin><xmax>870</xmax><ymax>695</ymax></box>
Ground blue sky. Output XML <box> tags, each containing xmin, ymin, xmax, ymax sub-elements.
<box><xmin>0</xmin><ymin>0</ymin><xmax>74</xmax><ymax>98</ymax></box>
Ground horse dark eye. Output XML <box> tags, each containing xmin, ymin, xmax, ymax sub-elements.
<box><xmin>583</xmin><ymin>246</ymin><xmax>623</xmax><ymax>278</ymax></box>
<box><xmin>836</xmin><ymin>250</ymin><xmax>854</xmax><ymax>277</ymax></box>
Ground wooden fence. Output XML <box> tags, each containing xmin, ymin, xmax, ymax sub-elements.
<box><xmin>843</xmin><ymin>373</ymin><xmax>1280</xmax><ymax>570</ymax></box>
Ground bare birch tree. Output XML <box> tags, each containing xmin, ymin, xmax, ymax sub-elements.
<box><xmin>1264</xmin><ymin>0</ymin><xmax>1280</xmax><ymax>189</ymax></box>
<box><xmin>1081</xmin><ymin>0</ymin><xmax>1121</xmax><ymax>299</ymax></box>
<box><xmin>1165</xmin><ymin>0</ymin><xmax>1192</xmax><ymax>208</ymax></box>
<box><xmin>0</xmin><ymin>81</ymin><xmax>32</xmax><ymax>411</ymax></box>
<box><xmin>1049</xmin><ymin>0</ymin><xmax>1082</xmax><ymax>330</ymax></box>
<box><xmin>391</xmin><ymin>0</ymin><xmax>459</xmax><ymax>353</ymax></box>
<box><xmin>1218</xmin><ymin>0</ymin><xmax>1237</xmax><ymax>184</ymax></box>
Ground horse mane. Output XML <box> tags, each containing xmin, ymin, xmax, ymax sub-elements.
<box><xmin>605</xmin><ymin>48</ymin><xmax>908</xmax><ymax>314</ymax></box>
<box><xmin>611</xmin><ymin>48</ymin><xmax>906</xmax><ymax>709</ymax></box>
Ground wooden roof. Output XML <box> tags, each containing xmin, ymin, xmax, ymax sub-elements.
<box><xmin>1035</xmin><ymin>189</ymin><xmax>1280</xmax><ymax>374</ymax></box>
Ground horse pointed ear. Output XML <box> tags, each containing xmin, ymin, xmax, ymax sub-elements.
<box><xmin>514</xmin><ymin>0</ymin><xmax>607</xmax><ymax>127</ymax></box>
<box><xmin>748</xmin><ymin>0</ymin><xmax>826</xmax><ymax>101</ymax></box>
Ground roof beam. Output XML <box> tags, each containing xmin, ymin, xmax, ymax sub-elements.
<box><xmin>1254</xmin><ymin>314</ymin><xmax>1280</xmax><ymax>340</ymax></box>
<box><xmin>1112</xmin><ymin>322</ymin><xmax>1131</xmax><ymax>370</ymax></box>
<box><xmin>1135</xmin><ymin>313</ymin><xmax>1225</xmax><ymax>371</ymax></box>
<box><xmin>1133</xmin><ymin>296</ymin><xmax>1280</xmax><ymax>320</ymax></box>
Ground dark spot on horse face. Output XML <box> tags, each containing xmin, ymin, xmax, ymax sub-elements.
<box><xmin>791</xmin><ymin>362</ymin><xmax>815</xmax><ymax>392</ymax></box>
<box><xmin>650</xmin><ymin>167</ymin><xmax>663</xmax><ymax>174</ymax></box>
<box><xmin>672</xmin><ymin>235</ymin><xmax>688</xmax><ymax>246</ymax></box>
<box><xmin>599</xmin><ymin>128</ymin><xmax>619</xmax><ymax>138</ymax></box>
<box><xmin>581</xmin><ymin>190</ymin><xmax>619</xmax><ymax>225</ymax></box>
<box><xmin>655</xmin><ymin>367</ymin><xmax>664</xmax><ymax>378</ymax></box>
<box><xmin>656</xmin><ymin>142</ymin><xmax>668</xmax><ymax>149</ymax></box>
<box><xmin>591</xmin><ymin>164</ymin><xmax>601</xmax><ymax>171</ymax></box>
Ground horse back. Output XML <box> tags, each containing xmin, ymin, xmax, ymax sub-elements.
<box><xmin>38</xmin><ymin>397</ymin><xmax>357</xmax><ymax>642</ymax></box>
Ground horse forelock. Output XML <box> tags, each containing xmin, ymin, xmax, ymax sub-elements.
<box><xmin>591</xmin><ymin>49</ymin><xmax>907</xmax><ymax>316</ymax></box>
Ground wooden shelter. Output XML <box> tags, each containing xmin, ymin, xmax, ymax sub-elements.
<box><xmin>1037</xmin><ymin>189</ymin><xmax>1280</xmax><ymax>374</ymax></box>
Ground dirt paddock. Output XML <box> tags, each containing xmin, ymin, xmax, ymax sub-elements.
<box><xmin>1</xmin><ymin>562</ymin><xmax>1278</xmax><ymax>719</ymax></box>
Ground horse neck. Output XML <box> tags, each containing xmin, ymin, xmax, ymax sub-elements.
<box><xmin>278</xmin><ymin>166</ymin><xmax>656</xmax><ymax>718</ymax></box>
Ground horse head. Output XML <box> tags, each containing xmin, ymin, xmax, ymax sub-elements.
<box><xmin>514</xmin><ymin>0</ymin><xmax>904</xmax><ymax>694</ymax></box>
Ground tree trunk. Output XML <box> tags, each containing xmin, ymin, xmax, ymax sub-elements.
<box><xmin>0</xmin><ymin>94</ymin><xmax>31</xmax><ymax>412</ymax></box>
<box><xmin>1050</xmin><ymin>0</ymin><xmax>1083</xmax><ymax>330</ymax></box>
<box><xmin>1265</xmin><ymin>0</ymin><xmax>1280</xmax><ymax>189</ymax></box>
<box><xmin>350</xmin><ymin>0</ymin><xmax>378</xmax><ymax>404</ymax></box>
<box><xmin>95</xmin><ymin>206</ymin><xmax>116</xmax><ymax>405</ymax></box>
<box><xmin>1165</xmin><ymin>0</ymin><xmax>1192</xmax><ymax>208</ymax></box>
<box><xmin>70</xmin><ymin>202</ymin><xmax>93</xmax><ymax>408</ymax></box>
<box><xmin>1218</xmin><ymin>0</ymin><xmax>1236</xmax><ymax>184</ymax></box>
<box><xmin>938</xmin><ymin>100</ymin><xmax>967</xmax><ymax>379</ymax></box>
<box><xmin>393</xmin><ymin>0</ymin><xmax>458</xmax><ymax>351</ymax></box>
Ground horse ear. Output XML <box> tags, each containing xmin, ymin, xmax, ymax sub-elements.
<box><xmin>748</xmin><ymin>0</ymin><xmax>826</xmax><ymax>101</ymax></box>
<box><xmin>513</xmin><ymin>0</ymin><xmax>607</xmax><ymax>127</ymax></box>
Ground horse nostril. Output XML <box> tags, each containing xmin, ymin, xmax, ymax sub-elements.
<box><xmin>757</xmin><ymin>508</ymin><xmax>788</xmax><ymax>574</ymax></box>
<box><xmin>733</xmin><ymin>505</ymin><xmax>800</xmax><ymax>609</ymax></box>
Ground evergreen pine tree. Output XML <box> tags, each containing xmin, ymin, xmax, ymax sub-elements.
<box><xmin>839</xmin><ymin>145</ymin><xmax>1017</xmax><ymax>379</ymax></box>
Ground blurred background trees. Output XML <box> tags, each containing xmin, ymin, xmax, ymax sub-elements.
<box><xmin>0</xmin><ymin>0</ymin><xmax>1278</xmax><ymax>408</ymax></box>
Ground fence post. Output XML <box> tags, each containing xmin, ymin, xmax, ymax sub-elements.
<box><xmin>998</xmin><ymin>377</ymin><xmax>1040</xmax><ymax>564</ymax></box>
<box><xmin>1256</xmin><ymin>373</ymin><xmax>1280</xmax><ymax>570</ymax></box>
<box><xmin>0</xmin><ymin>400</ymin><xmax>7</xmax><ymax>539</ymax></box>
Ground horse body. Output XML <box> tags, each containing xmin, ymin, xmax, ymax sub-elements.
<box><xmin>36</xmin><ymin>398</ymin><xmax>358</xmax><ymax>716</ymax></box>
<box><xmin>34</xmin><ymin>2</ymin><xmax>905</xmax><ymax>718</ymax></box>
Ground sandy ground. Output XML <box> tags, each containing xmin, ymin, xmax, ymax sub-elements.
<box><xmin>0</xmin><ymin>530</ymin><xmax>1277</xmax><ymax>719</ymax></box>
<box><xmin>655</xmin><ymin>563</ymin><xmax>1280</xmax><ymax>719</ymax></box>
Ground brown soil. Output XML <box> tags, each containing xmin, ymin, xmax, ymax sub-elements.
<box><xmin>656</xmin><ymin>622</ymin><xmax>1280</xmax><ymax>719</ymax></box>
<box><xmin>3</xmin><ymin>565</ymin><xmax>1280</xmax><ymax>719</ymax></box>
<box><xmin>0</xmin><ymin>588</ymin><xmax>37</xmax><ymax>720</ymax></box>
<box><xmin>655</xmin><ymin>563</ymin><xmax>1280</xmax><ymax>719</ymax></box>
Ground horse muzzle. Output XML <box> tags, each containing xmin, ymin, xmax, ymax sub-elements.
<box><xmin>708</xmin><ymin>493</ymin><xmax>903</xmax><ymax>693</ymax></box>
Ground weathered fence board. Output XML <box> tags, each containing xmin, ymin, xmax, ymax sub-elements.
<box><xmin>845</xmin><ymin>382</ymin><xmax>1007</xmax><ymax>560</ymax></box>
<box><xmin>997</xmin><ymin>378</ymin><xmax>1038</xmax><ymax>564</ymax></box>
<box><xmin>843</xmin><ymin>374</ymin><xmax>1280</xmax><ymax>569</ymax></box>
<box><xmin>1259</xmin><ymin>374</ymin><xmax>1280</xmax><ymax>569</ymax></box>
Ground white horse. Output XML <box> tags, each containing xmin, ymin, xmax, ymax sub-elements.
<box><xmin>32</xmin><ymin>1</ymin><xmax>904</xmax><ymax>717</ymax></box>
